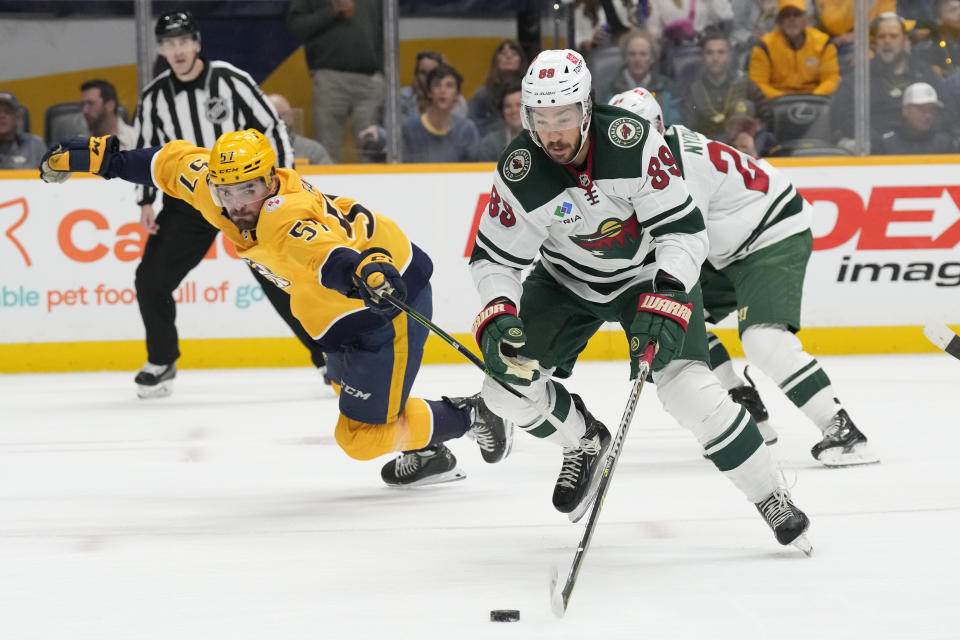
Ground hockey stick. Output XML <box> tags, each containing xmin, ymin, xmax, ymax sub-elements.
<box><xmin>379</xmin><ymin>292</ymin><xmax>577</xmax><ymax>439</ymax></box>
<box><xmin>378</xmin><ymin>291</ymin><xmax>524</xmax><ymax>399</ymax></box>
<box><xmin>549</xmin><ymin>341</ymin><xmax>656</xmax><ymax>619</ymax></box>
<box><xmin>923</xmin><ymin>323</ymin><xmax>960</xmax><ymax>361</ymax></box>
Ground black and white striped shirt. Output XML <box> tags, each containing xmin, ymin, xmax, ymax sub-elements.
<box><xmin>132</xmin><ymin>58</ymin><xmax>293</xmax><ymax>205</ymax></box>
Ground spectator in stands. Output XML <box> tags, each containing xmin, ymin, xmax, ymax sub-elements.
<box><xmin>646</xmin><ymin>0</ymin><xmax>734</xmax><ymax>82</ymax></box>
<box><xmin>0</xmin><ymin>91</ymin><xmax>45</xmax><ymax>170</ymax></box>
<box><xmin>748</xmin><ymin>0</ymin><xmax>839</xmax><ymax>98</ymax></box>
<box><xmin>682</xmin><ymin>30</ymin><xmax>766</xmax><ymax>138</ymax></box>
<box><xmin>876</xmin><ymin>82</ymin><xmax>958</xmax><ymax>153</ymax></box>
<box><xmin>812</xmin><ymin>0</ymin><xmax>896</xmax><ymax>71</ymax></box>
<box><xmin>831</xmin><ymin>13</ymin><xmax>944</xmax><ymax>149</ymax></box>
<box><xmin>268</xmin><ymin>93</ymin><xmax>332</xmax><ymax>165</ymax></box>
<box><xmin>469</xmin><ymin>82</ymin><xmax>522</xmax><ymax>162</ymax></box>
<box><xmin>402</xmin><ymin>63</ymin><xmax>478</xmax><ymax>163</ymax></box>
<box><xmin>724</xmin><ymin>108</ymin><xmax>778</xmax><ymax>156</ymax></box>
<box><xmin>80</xmin><ymin>79</ymin><xmax>136</xmax><ymax>150</ymax></box>
<box><xmin>400</xmin><ymin>50</ymin><xmax>467</xmax><ymax>119</ymax></box>
<box><xmin>469</xmin><ymin>40</ymin><xmax>527</xmax><ymax>137</ymax></box>
<box><xmin>914</xmin><ymin>0</ymin><xmax>960</xmax><ymax>78</ymax></box>
<box><xmin>287</xmin><ymin>0</ymin><xmax>383</xmax><ymax>162</ymax></box>
<box><xmin>729</xmin><ymin>0</ymin><xmax>780</xmax><ymax>65</ymax></box>
<box><xmin>608</xmin><ymin>29</ymin><xmax>682</xmax><ymax>125</ymax></box>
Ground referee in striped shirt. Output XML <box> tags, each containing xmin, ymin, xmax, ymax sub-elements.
<box><xmin>131</xmin><ymin>10</ymin><xmax>329</xmax><ymax>398</ymax></box>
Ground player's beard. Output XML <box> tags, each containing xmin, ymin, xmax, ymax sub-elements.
<box><xmin>546</xmin><ymin>141</ymin><xmax>575</xmax><ymax>164</ymax></box>
<box><xmin>228</xmin><ymin>208</ymin><xmax>259</xmax><ymax>231</ymax></box>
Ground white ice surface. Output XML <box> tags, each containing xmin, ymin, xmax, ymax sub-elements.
<box><xmin>1</xmin><ymin>355</ymin><xmax>958</xmax><ymax>639</ymax></box>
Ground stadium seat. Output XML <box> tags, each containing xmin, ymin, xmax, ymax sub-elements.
<box><xmin>766</xmin><ymin>94</ymin><xmax>832</xmax><ymax>144</ymax></box>
<box><xmin>44</xmin><ymin>102</ymin><xmax>88</xmax><ymax>146</ymax></box>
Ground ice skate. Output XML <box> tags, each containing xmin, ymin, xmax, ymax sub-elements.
<box><xmin>553</xmin><ymin>394</ymin><xmax>612</xmax><ymax>523</ymax></box>
<box><xmin>134</xmin><ymin>362</ymin><xmax>176</xmax><ymax>399</ymax></box>
<box><xmin>380</xmin><ymin>443</ymin><xmax>466</xmax><ymax>487</ymax></box>
<box><xmin>811</xmin><ymin>409</ymin><xmax>878</xmax><ymax>467</ymax></box>
<box><xmin>729</xmin><ymin>367</ymin><xmax>777</xmax><ymax>445</ymax></box>
<box><xmin>755</xmin><ymin>488</ymin><xmax>812</xmax><ymax>555</ymax></box>
<box><xmin>445</xmin><ymin>393</ymin><xmax>513</xmax><ymax>463</ymax></box>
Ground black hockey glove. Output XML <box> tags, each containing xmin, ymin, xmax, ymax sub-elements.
<box><xmin>473</xmin><ymin>298</ymin><xmax>540</xmax><ymax>386</ymax></box>
<box><xmin>40</xmin><ymin>135</ymin><xmax>119</xmax><ymax>184</ymax></box>
<box><xmin>351</xmin><ymin>248</ymin><xmax>406</xmax><ymax>313</ymax></box>
<box><xmin>628</xmin><ymin>273</ymin><xmax>693</xmax><ymax>376</ymax></box>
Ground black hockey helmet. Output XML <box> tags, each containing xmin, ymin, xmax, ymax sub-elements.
<box><xmin>155</xmin><ymin>10</ymin><xmax>199</xmax><ymax>41</ymax></box>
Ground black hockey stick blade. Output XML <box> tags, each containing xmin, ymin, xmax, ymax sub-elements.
<box><xmin>923</xmin><ymin>323</ymin><xmax>960</xmax><ymax>361</ymax></box>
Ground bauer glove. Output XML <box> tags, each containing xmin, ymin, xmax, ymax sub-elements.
<box><xmin>473</xmin><ymin>298</ymin><xmax>540</xmax><ymax>386</ymax></box>
<box><xmin>351</xmin><ymin>248</ymin><xmax>406</xmax><ymax>314</ymax></box>
<box><xmin>628</xmin><ymin>275</ymin><xmax>693</xmax><ymax>376</ymax></box>
<box><xmin>39</xmin><ymin>135</ymin><xmax>119</xmax><ymax>184</ymax></box>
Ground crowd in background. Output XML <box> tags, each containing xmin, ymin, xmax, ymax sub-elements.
<box><xmin>4</xmin><ymin>0</ymin><xmax>960</xmax><ymax>170</ymax></box>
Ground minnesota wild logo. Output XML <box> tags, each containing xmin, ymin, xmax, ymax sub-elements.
<box><xmin>503</xmin><ymin>148</ymin><xmax>532</xmax><ymax>182</ymax></box>
<box><xmin>608</xmin><ymin>117</ymin><xmax>642</xmax><ymax>148</ymax></box>
<box><xmin>569</xmin><ymin>215</ymin><xmax>642</xmax><ymax>259</ymax></box>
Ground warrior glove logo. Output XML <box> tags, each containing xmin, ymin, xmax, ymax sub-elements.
<box><xmin>503</xmin><ymin>148</ymin><xmax>532</xmax><ymax>182</ymax></box>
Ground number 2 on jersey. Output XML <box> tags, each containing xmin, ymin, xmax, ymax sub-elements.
<box><xmin>707</xmin><ymin>141</ymin><xmax>769</xmax><ymax>193</ymax></box>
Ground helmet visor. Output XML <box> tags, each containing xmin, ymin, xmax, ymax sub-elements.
<box><xmin>525</xmin><ymin>103</ymin><xmax>584</xmax><ymax>133</ymax></box>
<box><xmin>211</xmin><ymin>177</ymin><xmax>270</xmax><ymax>208</ymax></box>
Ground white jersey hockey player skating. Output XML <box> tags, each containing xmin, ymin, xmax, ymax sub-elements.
<box><xmin>469</xmin><ymin>50</ymin><xmax>811</xmax><ymax>551</ymax></box>
<box><xmin>610</xmin><ymin>87</ymin><xmax>876</xmax><ymax>467</ymax></box>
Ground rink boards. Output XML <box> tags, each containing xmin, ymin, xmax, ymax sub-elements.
<box><xmin>1</xmin><ymin>155</ymin><xmax>958</xmax><ymax>371</ymax></box>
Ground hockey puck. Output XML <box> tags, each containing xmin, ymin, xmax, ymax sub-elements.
<box><xmin>490</xmin><ymin>609</ymin><xmax>520</xmax><ymax>622</ymax></box>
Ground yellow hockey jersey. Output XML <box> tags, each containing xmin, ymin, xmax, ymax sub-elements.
<box><xmin>150</xmin><ymin>140</ymin><xmax>433</xmax><ymax>350</ymax></box>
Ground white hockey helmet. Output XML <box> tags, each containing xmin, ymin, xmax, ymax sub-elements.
<box><xmin>609</xmin><ymin>87</ymin><xmax>664</xmax><ymax>134</ymax></box>
<box><xmin>521</xmin><ymin>49</ymin><xmax>593</xmax><ymax>152</ymax></box>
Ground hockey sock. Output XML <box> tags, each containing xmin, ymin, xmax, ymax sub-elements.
<box><xmin>742</xmin><ymin>325</ymin><xmax>840</xmax><ymax>431</ymax></box>
<box><xmin>425</xmin><ymin>398</ymin><xmax>471</xmax><ymax>445</ymax></box>
<box><xmin>480</xmin><ymin>376</ymin><xmax>584</xmax><ymax>449</ymax></box>
<box><xmin>707</xmin><ymin>332</ymin><xmax>744</xmax><ymax>389</ymax></box>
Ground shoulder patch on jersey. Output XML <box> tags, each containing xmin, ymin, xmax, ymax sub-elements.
<box><xmin>264</xmin><ymin>196</ymin><xmax>284</xmax><ymax>212</ymax></box>
<box><xmin>607</xmin><ymin>117</ymin><xmax>643</xmax><ymax>148</ymax></box>
<box><xmin>502</xmin><ymin>148</ymin><xmax>532</xmax><ymax>182</ymax></box>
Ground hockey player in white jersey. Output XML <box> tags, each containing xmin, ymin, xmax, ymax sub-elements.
<box><xmin>609</xmin><ymin>87</ymin><xmax>877</xmax><ymax>467</ymax></box>
<box><xmin>470</xmin><ymin>50</ymin><xmax>810</xmax><ymax>551</ymax></box>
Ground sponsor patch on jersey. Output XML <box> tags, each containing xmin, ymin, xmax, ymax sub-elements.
<box><xmin>204</xmin><ymin>96</ymin><xmax>229</xmax><ymax>123</ymax></box>
<box><xmin>608</xmin><ymin>117</ymin><xmax>643</xmax><ymax>148</ymax></box>
<box><xmin>264</xmin><ymin>196</ymin><xmax>284</xmax><ymax>212</ymax></box>
<box><xmin>503</xmin><ymin>148</ymin><xmax>532</xmax><ymax>182</ymax></box>
<box><xmin>553</xmin><ymin>201</ymin><xmax>573</xmax><ymax>217</ymax></box>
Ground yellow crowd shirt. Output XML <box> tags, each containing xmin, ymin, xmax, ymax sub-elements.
<box><xmin>748</xmin><ymin>26</ymin><xmax>840</xmax><ymax>98</ymax></box>
<box><xmin>150</xmin><ymin>140</ymin><xmax>433</xmax><ymax>349</ymax></box>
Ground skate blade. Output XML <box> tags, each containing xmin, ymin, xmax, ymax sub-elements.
<box><xmin>791</xmin><ymin>534</ymin><xmax>813</xmax><ymax>556</ymax></box>
<box><xmin>385</xmin><ymin>466</ymin><xmax>466</xmax><ymax>488</ymax></box>
<box><xmin>137</xmin><ymin>381</ymin><xmax>173</xmax><ymax>399</ymax></box>
<box><xmin>817</xmin><ymin>442</ymin><xmax>880</xmax><ymax>467</ymax></box>
<box><xmin>499</xmin><ymin>421</ymin><xmax>516</xmax><ymax>461</ymax></box>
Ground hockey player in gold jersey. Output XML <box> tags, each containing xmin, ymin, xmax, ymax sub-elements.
<box><xmin>40</xmin><ymin>130</ymin><xmax>512</xmax><ymax>486</ymax></box>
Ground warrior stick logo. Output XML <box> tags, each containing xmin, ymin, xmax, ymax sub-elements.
<box><xmin>607</xmin><ymin>117</ymin><xmax>642</xmax><ymax>148</ymax></box>
<box><xmin>569</xmin><ymin>215</ymin><xmax>642</xmax><ymax>259</ymax></box>
<box><xmin>503</xmin><ymin>148</ymin><xmax>532</xmax><ymax>182</ymax></box>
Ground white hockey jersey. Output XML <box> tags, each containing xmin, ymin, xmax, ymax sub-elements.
<box><xmin>663</xmin><ymin>125</ymin><xmax>811</xmax><ymax>270</ymax></box>
<box><xmin>470</xmin><ymin>105</ymin><xmax>708</xmax><ymax>305</ymax></box>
